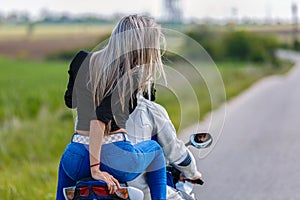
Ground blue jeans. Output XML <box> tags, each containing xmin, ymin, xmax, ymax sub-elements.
<box><xmin>56</xmin><ymin>137</ymin><xmax>166</xmax><ymax>200</ymax></box>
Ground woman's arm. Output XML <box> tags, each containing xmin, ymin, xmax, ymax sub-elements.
<box><xmin>89</xmin><ymin>119</ymin><xmax>120</xmax><ymax>194</ymax></box>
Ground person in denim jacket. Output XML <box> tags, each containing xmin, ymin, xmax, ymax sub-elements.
<box><xmin>126</xmin><ymin>93</ymin><xmax>202</xmax><ymax>199</ymax></box>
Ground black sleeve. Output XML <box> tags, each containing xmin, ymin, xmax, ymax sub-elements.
<box><xmin>95</xmin><ymin>95</ymin><xmax>113</xmax><ymax>124</ymax></box>
<box><xmin>64</xmin><ymin>50</ymin><xmax>89</xmax><ymax>108</ymax></box>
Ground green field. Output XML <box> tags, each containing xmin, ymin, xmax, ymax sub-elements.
<box><xmin>0</xmin><ymin>55</ymin><xmax>292</xmax><ymax>199</ymax></box>
<box><xmin>0</xmin><ymin>57</ymin><xmax>72</xmax><ymax>199</ymax></box>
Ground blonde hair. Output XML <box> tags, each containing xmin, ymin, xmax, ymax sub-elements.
<box><xmin>89</xmin><ymin>15</ymin><xmax>165</xmax><ymax>108</ymax></box>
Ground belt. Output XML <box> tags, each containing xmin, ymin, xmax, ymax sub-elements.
<box><xmin>71</xmin><ymin>132</ymin><xmax>128</xmax><ymax>145</ymax></box>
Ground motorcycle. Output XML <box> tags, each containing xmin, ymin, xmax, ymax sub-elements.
<box><xmin>63</xmin><ymin>132</ymin><xmax>213</xmax><ymax>200</ymax></box>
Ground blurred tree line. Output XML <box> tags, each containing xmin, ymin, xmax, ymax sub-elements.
<box><xmin>184</xmin><ymin>25</ymin><xmax>280</xmax><ymax>66</ymax></box>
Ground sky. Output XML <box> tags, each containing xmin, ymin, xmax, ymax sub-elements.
<box><xmin>1</xmin><ymin>0</ymin><xmax>298</xmax><ymax>22</ymax></box>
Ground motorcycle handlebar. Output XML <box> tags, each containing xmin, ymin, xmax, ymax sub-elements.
<box><xmin>184</xmin><ymin>178</ymin><xmax>204</xmax><ymax>185</ymax></box>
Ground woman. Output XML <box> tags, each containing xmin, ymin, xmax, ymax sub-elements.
<box><xmin>56</xmin><ymin>15</ymin><xmax>167</xmax><ymax>200</ymax></box>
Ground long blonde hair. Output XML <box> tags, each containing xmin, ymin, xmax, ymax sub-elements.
<box><xmin>89</xmin><ymin>15</ymin><xmax>165</xmax><ymax>108</ymax></box>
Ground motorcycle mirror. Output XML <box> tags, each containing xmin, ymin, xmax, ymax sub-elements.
<box><xmin>187</xmin><ymin>133</ymin><xmax>213</xmax><ymax>149</ymax></box>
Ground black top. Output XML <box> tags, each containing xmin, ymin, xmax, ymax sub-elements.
<box><xmin>64</xmin><ymin>50</ymin><xmax>134</xmax><ymax>132</ymax></box>
<box><xmin>96</xmin><ymin>94</ymin><xmax>127</xmax><ymax>132</ymax></box>
<box><xmin>64</xmin><ymin>50</ymin><xmax>89</xmax><ymax>109</ymax></box>
<box><xmin>66</xmin><ymin>50</ymin><xmax>97</xmax><ymax>131</ymax></box>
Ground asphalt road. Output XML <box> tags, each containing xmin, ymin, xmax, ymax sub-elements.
<box><xmin>180</xmin><ymin>50</ymin><xmax>300</xmax><ymax>200</ymax></box>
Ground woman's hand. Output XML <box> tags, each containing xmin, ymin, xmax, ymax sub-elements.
<box><xmin>91</xmin><ymin>167</ymin><xmax>120</xmax><ymax>194</ymax></box>
<box><xmin>191</xmin><ymin>171</ymin><xmax>202</xmax><ymax>180</ymax></box>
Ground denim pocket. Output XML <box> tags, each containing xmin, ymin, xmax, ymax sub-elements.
<box><xmin>61</xmin><ymin>147</ymin><xmax>85</xmax><ymax>181</ymax></box>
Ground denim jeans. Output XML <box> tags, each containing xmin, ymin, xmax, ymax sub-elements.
<box><xmin>56</xmin><ymin>137</ymin><xmax>166</xmax><ymax>200</ymax></box>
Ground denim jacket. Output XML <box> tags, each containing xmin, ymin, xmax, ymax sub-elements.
<box><xmin>126</xmin><ymin>94</ymin><xmax>200</xmax><ymax>179</ymax></box>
